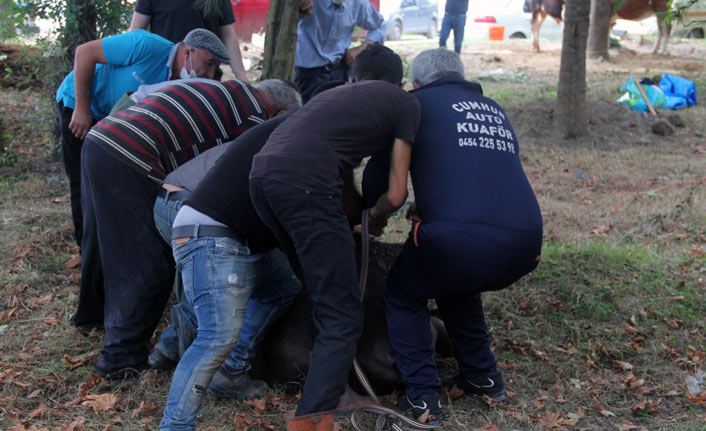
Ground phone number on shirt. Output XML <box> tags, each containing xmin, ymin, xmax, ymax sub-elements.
<box><xmin>458</xmin><ymin>136</ymin><xmax>515</xmax><ymax>153</ymax></box>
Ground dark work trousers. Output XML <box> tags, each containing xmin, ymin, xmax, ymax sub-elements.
<box><xmin>249</xmin><ymin>178</ymin><xmax>363</xmax><ymax>415</ymax></box>
<box><xmin>385</xmin><ymin>220</ymin><xmax>542</xmax><ymax>399</ymax></box>
<box><xmin>56</xmin><ymin>102</ymin><xmax>96</xmax><ymax>248</ymax></box>
<box><xmin>294</xmin><ymin>64</ymin><xmax>350</xmax><ymax>103</ymax></box>
<box><xmin>81</xmin><ymin>139</ymin><xmax>175</xmax><ymax>372</ymax></box>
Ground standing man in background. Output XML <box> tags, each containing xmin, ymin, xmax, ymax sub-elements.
<box><xmin>438</xmin><ymin>0</ymin><xmax>469</xmax><ymax>54</ymax></box>
<box><xmin>295</xmin><ymin>0</ymin><xmax>386</xmax><ymax>102</ymax></box>
<box><xmin>128</xmin><ymin>0</ymin><xmax>249</xmax><ymax>81</ymax></box>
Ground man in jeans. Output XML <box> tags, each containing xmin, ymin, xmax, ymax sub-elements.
<box><xmin>159</xmin><ymin>112</ymin><xmax>303</xmax><ymax>430</ymax></box>
<box><xmin>249</xmin><ymin>43</ymin><xmax>420</xmax><ymax>430</ymax></box>
<box><xmin>438</xmin><ymin>0</ymin><xmax>469</xmax><ymax>54</ymax></box>
<box><xmin>149</xmin><ymin>112</ymin><xmax>301</xmax><ymax>401</ymax></box>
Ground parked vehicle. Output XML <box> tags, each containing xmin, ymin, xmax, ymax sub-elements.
<box><xmin>379</xmin><ymin>0</ymin><xmax>439</xmax><ymax>40</ymax></box>
<box><xmin>672</xmin><ymin>0</ymin><xmax>706</xmax><ymax>38</ymax></box>
<box><xmin>465</xmin><ymin>0</ymin><xmax>563</xmax><ymax>41</ymax></box>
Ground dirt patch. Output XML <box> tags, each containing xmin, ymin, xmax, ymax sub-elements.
<box><xmin>0</xmin><ymin>42</ymin><xmax>49</xmax><ymax>90</ymax></box>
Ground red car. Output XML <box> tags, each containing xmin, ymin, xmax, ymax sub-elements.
<box><xmin>231</xmin><ymin>0</ymin><xmax>380</xmax><ymax>41</ymax></box>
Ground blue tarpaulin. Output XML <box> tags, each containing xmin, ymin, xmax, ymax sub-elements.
<box><xmin>658</xmin><ymin>73</ymin><xmax>697</xmax><ymax>110</ymax></box>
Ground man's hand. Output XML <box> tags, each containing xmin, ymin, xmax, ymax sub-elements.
<box><xmin>344</xmin><ymin>40</ymin><xmax>372</xmax><ymax>66</ymax></box>
<box><xmin>69</xmin><ymin>107</ymin><xmax>93</xmax><ymax>140</ymax></box>
<box><xmin>366</xmin><ymin>206</ymin><xmax>389</xmax><ymax>237</ymax></box>
<box><xmin>299</xmin><ymin>0</ymin><xmax>313</xmax><ymax>14</ymax></box>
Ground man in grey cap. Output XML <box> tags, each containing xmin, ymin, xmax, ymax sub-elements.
<box><xmin>57</xmin><ymin>28</ymin><xmax>230</xmax><ymax>332</ymax></box>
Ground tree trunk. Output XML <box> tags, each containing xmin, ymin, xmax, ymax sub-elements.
<box><xmin>261</xmin><ymin>0</ymin><xmax>299</xmax><ymax>81</ymax></box>
<box><xmin>63</xmin><ymin>0</ymin><xmax>97</xmax><ymax>59</ymax></box>
<box><xmin>555</xmin><ymin>0</ymin><xmax>590</xmax><ymax>139</ymax></box>
<box><xmin>587</xmin><ymin>0</ymin><xmax>612</xmax><ymax>59</ymax></box>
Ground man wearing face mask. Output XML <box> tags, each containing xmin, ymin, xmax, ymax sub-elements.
<box><xmin>56</xmin><ymin>29</ymin><xmax>228</xmax><ymax>321</ymax></box>
<box><xmin>295</xmin><ymin>0</ymin><xmax>386</xmax><ymax>102</ymax></box>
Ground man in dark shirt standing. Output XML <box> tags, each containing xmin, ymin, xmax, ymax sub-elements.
<box><xmin>439</xmin><ymin>0</ymin><xmax>469</xmax><ymax>54</ymax></box>
<box><xmin>80</xmin><ymin>79</ymin><xmax>300</xmax><ymax>380</ymax></box>
<box><xmin>385</xmin><ymin>49</ymin><xmax>543</xmax><ymax>423</ymax></box>
<box><xmin>249</xmin><ymin>43</ymin><xmax>420</xmax><ymax>429</ymax></box>
<box><xmin>128</xmin><ymin>0</ymin><xmax>248</xmax><ymax>81</ymax></box>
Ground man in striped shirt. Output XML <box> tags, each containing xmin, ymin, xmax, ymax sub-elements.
<box><xmin>79</xmin><ymin>78</ymin><xmax>301</xmax><ymax>380</ymax></box>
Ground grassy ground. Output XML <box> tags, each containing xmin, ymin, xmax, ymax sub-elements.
<box><xmin>1</xmin><ymin>37</ymin><xmax>705</xmax><ymax>430</ymax></box>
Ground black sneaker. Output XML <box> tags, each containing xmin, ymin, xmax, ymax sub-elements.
<box><xmin>208</xmin><ymin>369</ymin><xmax>269</xmax><ymax>399</ymax></box>
<box><xmin>457</xmin><ymin>370</ymin><xmax>508</xmax><ymax>401</ymax></box>
<box><xmin>397</xmin><ymin>393</ymin><xmax>443</xmax><ymax>424</ymax></box>
<box><xmin>147</xmin><ymin>348</ymin><xmax>178</xmax><ymax>371</ymax></box>
<box><xmin>95</xmin><ymin>361</ymin><xmax>150</xmax><ymax>381</ymax></box>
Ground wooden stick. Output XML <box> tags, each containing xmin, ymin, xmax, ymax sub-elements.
<box><xmin>631</xmin><ymin>73</ymin><xmax>658</xmax><ymax>116</ymax></box>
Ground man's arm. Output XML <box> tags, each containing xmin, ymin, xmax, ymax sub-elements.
<box><xmin>70</xmin><ymin>39</ymin><xmax>107</xmax><ymax>140</ymax></box>
<box><xmin>220</xmin><ymin>24</ymin><xmax>248</xmax><ymax>82</ymax></box>
<box><xmin>345</xmin><ymin>2</ymin><xmax>386</xmax><ymax>66</ymax></box>
<box><xmin>128</xmin><ymin>11</ymin><xmax>151</xmax><ymax>31</ymax></box>
<box><xmin>368</xmin><ymin>138</ymin><xmax>412</xmax><ymax>236</ymax></box>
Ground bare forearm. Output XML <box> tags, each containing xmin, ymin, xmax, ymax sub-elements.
<box><xmin>221</xmin><ymin>24</ymin><xmax>248</xmax><ymax>81</ymax></box>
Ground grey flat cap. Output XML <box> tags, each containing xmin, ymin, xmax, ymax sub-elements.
<box><xmin>183</xmin><ymin>28</ymin><xmax>230</xmax><ymax>63</ymax></box>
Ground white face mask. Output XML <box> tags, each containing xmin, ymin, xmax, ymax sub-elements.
<box><xmin>331</xmin><ymin>0</ymin><xmax>346</xmax><ymax>5</ymax></box>
<box><xmin>179</xmin><ymin>49</ymin><xmax>198</xmax><ymax>79</ymax></box>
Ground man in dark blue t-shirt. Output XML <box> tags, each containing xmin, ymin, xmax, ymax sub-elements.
<box><xmin>386</xmin><ymin>48</ymin><xmax>543</xmax><ymax>423</ymax></box>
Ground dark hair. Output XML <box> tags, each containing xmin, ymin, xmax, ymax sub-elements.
<box><xmin>352</xmin><ymin>42</ymin><xmax>403</xmax><ymax>86</ymax></box>
<box><xmin>310</xmin><ymin>80</ymin><xmax>346</xmax><ymax>100</ymax></box>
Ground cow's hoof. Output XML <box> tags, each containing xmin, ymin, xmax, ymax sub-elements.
<box><xmin>208</xmin><ymin>369</ymin><xmax>269</xmax><ymax>399</ymax></box>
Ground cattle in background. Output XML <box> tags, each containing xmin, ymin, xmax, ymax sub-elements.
<box><xmin>529</xmin><ymin>0</ymin><xmax>672</xmax><ymax>54</ymax></box>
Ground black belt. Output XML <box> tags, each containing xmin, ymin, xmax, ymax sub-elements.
<box><xmin>316</xmin><ymin>59</ymin><xmax>346</xmax><ymax>72</ymax></box>
<box><xmin>171</xmin><ymin>224</ymin><xmax>246</xmax><ymax>245</ymax></box>
<box><xmin>158</xmin><ymin>188</ymin><xmax>191</xmax><ymax>201</ymax></box>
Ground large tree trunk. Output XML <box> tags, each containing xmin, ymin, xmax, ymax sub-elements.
<box><xmin>587</xmin><ymin>0</ymin><xmax>612</xmax><ymax>59</ymax></box>
<box><xmin>261</xmin><ymin>0</ymin><xmax>299</xmax><ymax>81</ymax></box>
<box><xmin>555</xmin><ymin>0</ymin><xmax>590</xmax><ymax>139</ymax></box>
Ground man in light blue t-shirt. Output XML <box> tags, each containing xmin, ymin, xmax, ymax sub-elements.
<box><xmin>57</xmin><ymin>28</ymin><xmax>230</xmax><ymax>331</ymax></box>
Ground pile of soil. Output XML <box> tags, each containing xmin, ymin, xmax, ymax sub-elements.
<box><xmin>0</xmin><ymin>42</ymin><xmax>49</xmax><ymax>90</ymax></box>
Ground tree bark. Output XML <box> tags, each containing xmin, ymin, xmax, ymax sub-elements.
<box><xmin>555</xmin><ymin>0</ymin><xmax>590</xmax><ymax>139</ymax></box>
<box><xmin>587</xmin><ymin>0</ymin><xmax>612</xmax><ymax>59</ymax></box>
<box><xmin>261</xmin><ymin>0</ymin><xmax>299</xmax><ymax>81</ymax></box>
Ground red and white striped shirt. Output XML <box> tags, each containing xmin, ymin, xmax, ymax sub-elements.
<box><xmin>87</xmin><ymin>79</ymin><xmax>267</xmax><ymax>183</ymax></box>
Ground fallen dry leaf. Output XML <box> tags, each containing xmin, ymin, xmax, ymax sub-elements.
<box><xmin>131</xmin><ymin>401</ymin><xmax>160</xmax><ymax>418</ymax></box>
<box><xmin>623</xmin><ymin>323</ymin><xmax>639</xmax><ymax>335</ymax></box>
<box><xmin>472</xmin><ymin>424</ymin><xmax>500</xmax><ymax>431</ymax></box>
<box><xmin>245</xmin><ymin>397</ymin><xmax>266</xmax><ymax>412</ymax></box>
<box><xmin>533</xmin><ymin>396</ymin><xmax>548</xmax><ymax>409</ymax></box>
<box><xmin>590</xmin><ymin>225</ymin><xmax>612</xmax><ymax>235</ymax></box>
<box><xmin>65</xmin><ymin>254</ymin><xmax>82</xmax><ymax>268</ymax></box>
<box><xmin>64</xmin><ymin>352</ymin><xmax>99</xmax><ymax>370</ymax></box>
<box><xmin>616</xmin><ymin>419</ymin><xmax>648</xmax><ymax>431</ymax></box>
<box><xmin>664</xmin><ymin>318</ymin><xmax>683</xmax><ymax>330</ymax></box>
<box><xmin>82</xmin><ymin>393</ymin><xmax>119</xmax><ymax>412</ymax></box>
<box><xmin>686</xmin><ymin>390</ymin><xmax>706</xmax><ymax>405</ymax></box>
<box><xmin>613</xmin><ymin>360</ymin><xmax>634</xmax><ymax>371</ymax></box>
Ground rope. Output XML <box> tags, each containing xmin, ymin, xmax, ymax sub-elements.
<box><xmin>349</xmin><ymin>209</ymin><xmax>439</xmax><ymax>431</ymax></box>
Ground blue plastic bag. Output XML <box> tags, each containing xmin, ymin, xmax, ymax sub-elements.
<box><xmin>618</xmin><ymin>78</ymin><xmax>666</xmax><ymax>113</ymax></box>
<box><xmin>658</xmin><ymin>73</ymin><xmax>697</xmax><ymax>109</ymax></box>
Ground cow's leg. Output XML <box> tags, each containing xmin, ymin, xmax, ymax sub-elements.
<box><xmin>532</xmin><ymin>11</ymin><xmax>548</xmax><ymax>52</ymax></box>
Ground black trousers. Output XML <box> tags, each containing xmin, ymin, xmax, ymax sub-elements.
<box><xmin>249</xmin><ymin>178</ymin><xmax>363</xmax><ymax>415</ymax></box>
<box><xmin>56</xmin><ymin>102</ymin><xmax>96</xmax><ymax>248</ymax></box>
<box><xmin>294</xmin><ymin>64</ymin><xmax>350</xmax><ymax>103</ymax></box>
<box><xmin>81</xmin><ymin>139</ymin><xmax>175</xmax><ymax>371</ymax></box>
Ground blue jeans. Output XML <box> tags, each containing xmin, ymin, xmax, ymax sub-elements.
<box><xmin>161</xmin><ymin>236</ymin><xmax>257</xmax><ymax>430</ymax></box>
<box><xmin>439</xmin><ymin>14</ymin><xmax>467</xmax><ymax>54</ymax></box>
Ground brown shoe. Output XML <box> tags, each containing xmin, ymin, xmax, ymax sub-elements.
<box><xmin>286</xmin><ymin>410</ymin><xmax>334</xmax><ymax>431</ymax></box>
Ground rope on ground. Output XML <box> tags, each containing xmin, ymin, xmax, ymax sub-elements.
<box><xmin>350</xmin><ymin>210</ymin><xmax>439</xmax><ymax>431</ymax></box>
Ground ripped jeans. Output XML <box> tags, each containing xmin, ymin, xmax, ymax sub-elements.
<box><xmin>160</xmin><ymin>235</ymin><xmax>257</xmax><ymax>431</ymax></box>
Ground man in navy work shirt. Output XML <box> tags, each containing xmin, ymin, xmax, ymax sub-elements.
<box><xmin>385</xmin><ymin>49</ymin><xmax>543</xmax><ymax>423</ymax></box>
<box><xmin>249</xmin><ymin>43</ymin><xmax>420</xmax><ymax>430</ymax></box>
<box><xmin>295</xmin><ymin>0</ymin><xmax>386</xmax><ymax>102</ymax></box>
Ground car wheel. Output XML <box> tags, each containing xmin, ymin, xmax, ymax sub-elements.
<box><xmin>426</xmin><ymin>19</ymin><xmax>438</xmax><ymax>39</ymax></box>
<box><xmin>687</xmin><ymin>28</ymin><xmax>704</xmax><ymax>39</ymax></box>
<box><xmin>509</xmin><ymin>32</ymin><xmax>527</xmax><ymax>39</ymax></box>
<box><xmin>389</xmin><ymin>20</ymin><xmax>402</xmax><ymax>41</ymax></box>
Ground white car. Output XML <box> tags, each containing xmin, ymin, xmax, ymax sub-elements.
<box><xmin>464</xmin><ymin>0</ymin><xmax>563</xmax><ymax>41</ymax></box>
